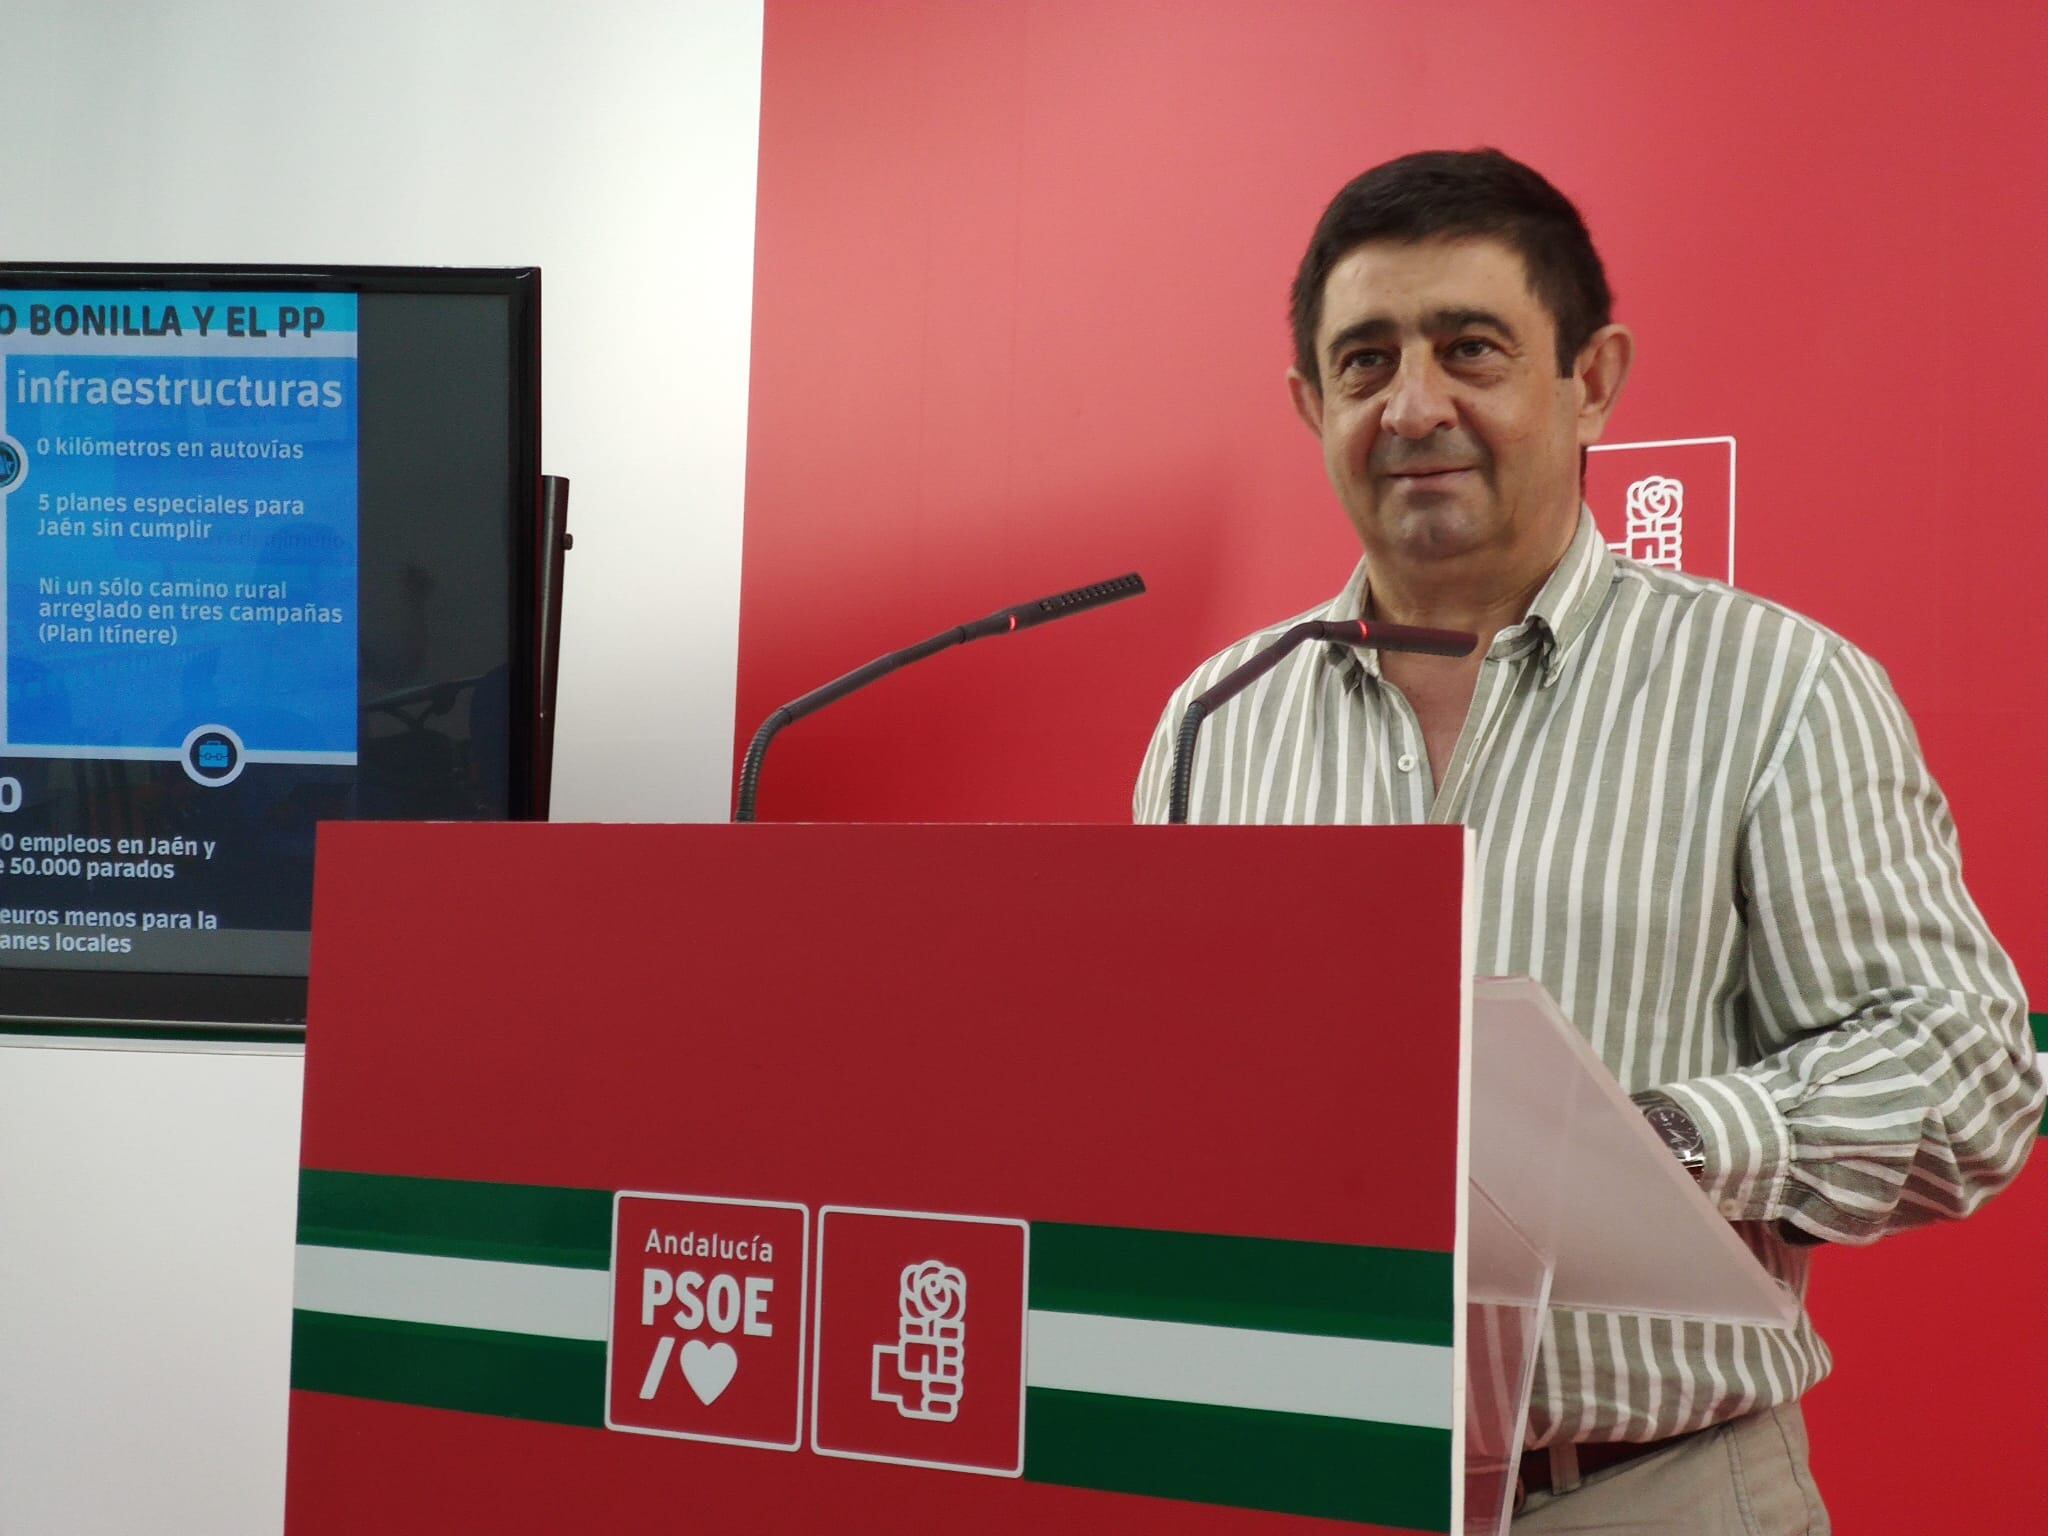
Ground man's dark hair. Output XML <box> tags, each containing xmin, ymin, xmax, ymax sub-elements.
<box><xmin>1289</xmin><ymin>148</ymin><xmax>1612</xmax><ymax>385</ymax></box>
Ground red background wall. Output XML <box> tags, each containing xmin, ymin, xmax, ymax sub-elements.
<box><xmin>737</xmin><ymin>3</ymin><xmax>2048</xmax><ymax>1525</ymax></box>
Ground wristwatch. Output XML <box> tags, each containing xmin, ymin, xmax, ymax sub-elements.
<box><xmin>1630</xmin><ymin>1090</ymin><xmax>1706</xmax><ymax>1181</ymax></box>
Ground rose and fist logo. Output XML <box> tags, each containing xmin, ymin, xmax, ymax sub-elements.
<box><xmin>872</xmin><ymin>1260</ymin><xmax>969</xmax><ymax>1421</ymax></box>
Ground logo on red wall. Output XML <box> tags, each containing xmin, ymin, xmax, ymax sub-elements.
<box><xmin>1587</xmin><ymin>436</ymin><xmax>1737</xmax><ymax>583</ymax></box>
<box><xmin>810</xmin><ymin>1206</ymin><xmax>1028</xmax><ymax>1476</ymax></box>
<box><xmin>605</xmin><ymin>1192</ymin><xmax>810</xmax><ymax>1451</ymax></box>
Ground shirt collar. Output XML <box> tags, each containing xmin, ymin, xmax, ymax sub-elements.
<box><xmin>1322</xmin><ymin>506</ymin><xmax>1614</xmax><ymax>687</ymax></box>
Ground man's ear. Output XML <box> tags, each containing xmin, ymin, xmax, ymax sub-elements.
<box><xmin>1287</xmin><ymin>367</ymin><xmax>1326</xmax><ymax>438</ymax></box>
<box><xmin>1574</xmin><ymin>324</ymin><xmax>1634</xmax><ymax>447</ymax></box>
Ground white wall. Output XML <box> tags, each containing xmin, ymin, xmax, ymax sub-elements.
<box><xmin>0</xmin><ymin>3</ymin><xmax>764</xmax><ymax>1531</ymax></box>
<box><xmin>0</xmin><ymin>1042</ymin><xmax>305</xmax><ymax>1536</ymax></box>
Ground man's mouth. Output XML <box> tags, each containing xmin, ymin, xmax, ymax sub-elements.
<box><xmin>1386</xmin><ymin>467</ymin><xmax>1476</xmax><ymax>484</ymax></box>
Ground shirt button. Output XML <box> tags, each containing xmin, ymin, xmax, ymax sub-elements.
<box><xmin>1397</xmin><ymin>753</ymin><xmax>1418</xmax><ymax>773</ymax></box>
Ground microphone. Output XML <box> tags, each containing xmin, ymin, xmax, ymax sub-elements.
<box><xmin>1167</xmin><ymin>617</ymin><xmax>1475</xmax><ymax>824</ymax></box>
<box><xmin>734</xmin><ymin>573</ymin><xmax>1146</xmax><ymax>822</ymax></box>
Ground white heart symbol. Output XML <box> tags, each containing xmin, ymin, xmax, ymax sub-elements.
<box><xmin>679</xmin><ymin>1339</ymin><xmax>738</xmax><ymax>1405</ymax></box>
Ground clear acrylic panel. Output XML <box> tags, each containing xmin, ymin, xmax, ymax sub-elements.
<box><xmin>1463</xmin><ymin>1181</ymin><xmax>1551</xmax><ymax>1536</ymax></box>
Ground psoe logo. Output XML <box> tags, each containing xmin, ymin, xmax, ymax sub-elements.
<box><xmin>1586</xmin><ymin>436</ymin><xmax>1736</xmax><ymax>584</ymax></box>
<box><xmin>0</xmin><ymin>436</ymin><xmax>25</xmax><ymax>492</ymax></box>
<box><xmin>812</xmin><ymin>1206</ymin><xmax>1027</xmax><ymax>1476</ymax></box>
<box><xmin>872</xmin><ymin>1260</ymin><xmax>969</xmax><ymax>1422</ymax></box>
<box><xmin>605</xmin><ymin>1191</ymin><xmax>812</xmax><ymax>1452</ymax></box>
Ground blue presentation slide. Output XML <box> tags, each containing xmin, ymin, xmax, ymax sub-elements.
<box><xmin>0</xmin><ymin>291</ymin><xmax>358</xmax><ymax>784</ymax></box>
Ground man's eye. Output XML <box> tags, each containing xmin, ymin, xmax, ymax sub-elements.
<box><xmin>1339</xmin><ymin>350</ymin><xmax>1388</xmax><ymax>374</ymax></box>
<box><xmin>1450</xmin><ymin>337</ymin><xmax>1497</xmax><ymax>360</ymax></box>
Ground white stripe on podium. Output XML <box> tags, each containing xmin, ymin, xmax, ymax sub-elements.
<box><xmin>295</xmin><ymin>1245</ymin><xmax>609</xmax><ymax>1341</ymax></box>
<box><xmin>1024</xmin><ymin>1308</ymin><xmax>1453</xmax><ymax>1429</ymax></box>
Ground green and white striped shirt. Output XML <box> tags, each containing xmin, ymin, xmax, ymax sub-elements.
<box><xmin>1134</xmin><ymin>509</ymin><xmax>2040</xmax><ymax>1446</ymax></box>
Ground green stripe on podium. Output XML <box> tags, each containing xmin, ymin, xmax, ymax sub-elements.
<box><xmin>298</xmin><ymin>1171</ymin><xmax>612</xmax><ymax>1269</ymax></box>
<box><xmin>1024</xmin><ymin>1387</ymin><xmax>1451</xmax><ymax>1532</ymax></box>
<box><xmin>292</xmin><ymin>1311</ymin><xmax>605</xmax><ymax>1428</ymax></box>
<box><xmin>1030</xmin><ymin>1222</ymin><xmax>1452</xmax><ymax>1347</ymax></box>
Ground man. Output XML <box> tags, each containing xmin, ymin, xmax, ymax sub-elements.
<box><xmin>1134</xmin><ymin>149</ymin><xmax>2040</xmax><ymax>1531</ymax></box>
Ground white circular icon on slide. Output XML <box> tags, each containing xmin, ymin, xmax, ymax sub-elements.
<box><xmin>181</xmin><ymin>723</ymin><xmax>246</xmax><ymax>787</ymax></box>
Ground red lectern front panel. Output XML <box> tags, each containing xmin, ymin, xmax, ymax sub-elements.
<box><xmin>287</xmin><ymin>822</ymin><xmax>1468</xmax><ymax>1534</ymax></box>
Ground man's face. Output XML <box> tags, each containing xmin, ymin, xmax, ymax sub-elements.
<box><xmin>1290</xmin><ymin>236</ymin><xmax>1596</xmax><ymax>575</ymax></box>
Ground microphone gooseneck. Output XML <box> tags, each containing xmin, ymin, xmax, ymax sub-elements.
<box><xmin>734</xmin><ymin>573</ymin><xmax>1146</xmax><ymax>822</ymax></box>
<box><xmin>1167</xmin><ymin>618</ymin><xmax>1475</xmax><ymax>824</ymax></box>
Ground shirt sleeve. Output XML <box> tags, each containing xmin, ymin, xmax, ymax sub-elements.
<box><xmin>1658</xmin><ymin>640</ymin><xmax>2041</xmax><ymax>1242</ymax></box>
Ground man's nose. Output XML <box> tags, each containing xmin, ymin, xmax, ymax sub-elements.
<box><xmin>1380</xmin><ymin>354</ymin><xmax>1457</xmax><ymax>440</ymax></box>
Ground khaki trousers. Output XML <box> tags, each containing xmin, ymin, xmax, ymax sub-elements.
<box><xmin>1511</xmin><ymin>1405</ymin><xmax>1831</xmax><ymax>1534</ymax></box>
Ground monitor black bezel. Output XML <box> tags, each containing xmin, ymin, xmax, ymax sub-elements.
<box><xmin>0</xmin><ymin>263</ymin><xmax>542</xmax><ymax>1036</ymax></box>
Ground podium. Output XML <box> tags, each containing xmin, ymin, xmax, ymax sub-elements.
<box><xmin>285</xmin><ymin>823</ymin><xmax>1793</xmax><ymax>1535</ymax></box>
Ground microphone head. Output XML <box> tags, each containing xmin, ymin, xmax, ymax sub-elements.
<box><xmin>1342</xmin><ymin>619</ymin><xmax>1477</xmax><ymax>657</ymax></box>
<box><xmin>1005</xmin><ymin>572</ymin><xmax>1146</xmax><ymax>632</ymax></box>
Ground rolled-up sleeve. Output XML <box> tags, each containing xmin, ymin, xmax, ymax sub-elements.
<box><xmin>1661</xmin><ymin>640</ymin><xmax>2041</xmax><ymax>1242</ymax></box>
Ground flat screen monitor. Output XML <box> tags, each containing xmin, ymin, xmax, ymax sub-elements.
<box><xmin>0</xmin><ymin>265</ymin><xmax>541</xmax><ymax>1035</ymax></box>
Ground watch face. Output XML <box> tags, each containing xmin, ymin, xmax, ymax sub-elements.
<box><xmin>1645</xmin><ymin>1104</ymin><xmax>1703</xmax><ymax>1155</ymax></box>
